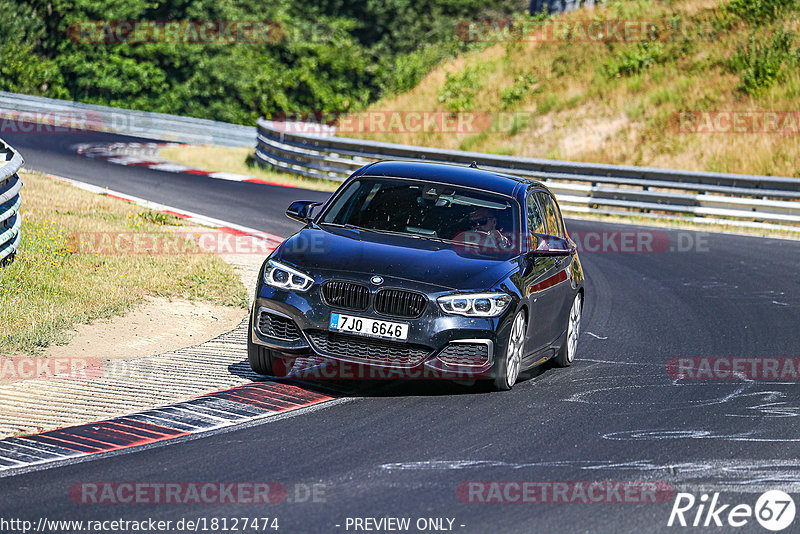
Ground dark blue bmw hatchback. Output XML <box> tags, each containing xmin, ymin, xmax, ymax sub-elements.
<box><xmin>249</xmin><ymin>161</ymin><xmax>584</xmax><ymax>390</ymax></box>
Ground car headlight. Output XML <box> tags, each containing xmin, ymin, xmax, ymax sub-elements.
<box><xmin>263</xmin><ymin>260</ymin><xmax>314</xmax><ymax>291</ymax></box>
<box><xmin>437</xmin><ymin>292</ymin><xmax>512</xmax><ymax>317</ymax></box>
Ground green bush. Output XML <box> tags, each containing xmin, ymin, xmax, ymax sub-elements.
<box><xmin>383</xmin><ymin>40</ymin><xmax>467</xmax><ymax>96</ymax></box>
<box><xmin>500</xmin><ymin>74</ymin><xmax>538</xmax><ymax>109</ymax></box>
<box><xmin>725</xmin><ymin>0</ymin><xmax>800</xmax><ymax>24</ymax></box>
<box><xmin>0</xmin><ymin>1</ymin><xmax>67</xmax><ymax>97</ymax></box>
<box><xmin>603</xmin><ymin>41</ymin><xmax>666</xmax><ymax>78</ymax></box>
<box><xmin>0</xmin><ymin>0</ymin><xmax>526</xmax><ymax>124</ymax></box>
<box><xmin>730</xmin><ymin>28</ymin><xmax>799</xmax><ymax>94</ymax></box>
<box><xmin>437</xmin><ymin>66</ymin><xmax>483</xmax><ymax>112</ymax></box>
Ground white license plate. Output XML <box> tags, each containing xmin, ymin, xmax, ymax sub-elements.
<box><xmin>329</xmin><ymin>313</ymin><xmax>409</xmax><ymax>341</ymax></box>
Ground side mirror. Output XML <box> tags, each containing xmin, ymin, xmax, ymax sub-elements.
<box><xmin>286</xmin><ymin>200</ymin><xmax>323</xmax><ymax>223</ymax></box>
<box><xmin>529</xmin><ymin>234</ymin><xmax>576</xmax><ymax>256</ymax></box>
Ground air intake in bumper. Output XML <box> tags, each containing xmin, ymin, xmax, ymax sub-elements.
<box><xmin>437</xmin><ymin>341</ymin><xmax>491</xmax><ymax>367</ymax></box>
<box><xmin>257</xmin><ymin>310</ymin><xmax>302</xmax><ymax>341</ymax></box>
<box><xmin>306</xmin><ymin>331</ymin><xmax>430</xmax><ymax>368</ymax></box>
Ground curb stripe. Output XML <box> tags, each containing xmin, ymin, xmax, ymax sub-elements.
<box><xmin>73</xmin><ymin>142</ymin><xmax>299</xmax><ymax>189</ymax></box>
<box><xmin>218</xmin><ymin>226</ymin><xmax>252</xmax><ymax>237</ymax></box>
<box><xmin>126</xmin><ymin>414</ymin><xmax>209</xmax><ymax>432</ymax></box>
<box><xmin>101</xmin><ymin>421</ymin><xmax>174</xmax><ymax>439</ymax></box>
<box><xmin>0</xmin><ymin>381</ymin><xmax>340</xmax><ymax>474</ymax></box>
<box><xmin>45</xmin><ymin>422</ymin><xmax>185</xmax><ymax>450</ymax></box>
<box><xmin>0</xmin><ymin>442</ymin><xmax>65</xmax><ymax>461</ymax></box>
<box><xmin>25</xmin><ymin>435</ymin><xmax>112</xmax><ymax>454</ymax></box>
<box><xmin>182</xmin><ymin>397</ymin><xmax>266</xmax><ymax>418</ymax></box>
<box><xmin>243</xmin><ymin>178</ymin><xmax>295</xmax><ymax>187</ymax></box>
<box><xmin>8</xmin><ymin>437</ymin><xmax>79</xmax><ymax>457</ymax></box>
<box><xmin>0</xmin><ymin>445</ymin><xmax>47</xmax><ymax>463</ymax></box>
<box><xmin>210</xmin><ymin>384</ymin><xmax>334</xmax><ymax>410</ymax></box>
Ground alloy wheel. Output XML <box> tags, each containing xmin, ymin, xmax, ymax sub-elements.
<box><xmin>505</xmin><ymin>312</ymin><xmax>525</xmax><ymax>387</ymax></box>
<box><xmin>567</xmin><ymin>294</ymin><xmax>582</xmax><ymax>362</ymax></box>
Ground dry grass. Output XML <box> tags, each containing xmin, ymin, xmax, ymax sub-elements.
<box><xmin>338</xmin><ymin>0</ymin><xmax>800</xmax><ymax>177</ymax></box>
<box><xmin>159</xmin><ymin>145</ymin><xmax>340</xmax><ymax>192</ymax></box>
<box><xmin>0</xmin><ymin>171</ymin><xmax>248</xmax><ymax>354</ymax></box>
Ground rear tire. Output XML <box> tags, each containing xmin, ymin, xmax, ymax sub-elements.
<box><xmin>554</xmin><ymin>293</ymin><xmax>582</xmax><ymax>367</ymax></box>
<box><xmin>247</xmin><ymin>309</ymin><xmax>275</xmax><ymax>375</ymax></box>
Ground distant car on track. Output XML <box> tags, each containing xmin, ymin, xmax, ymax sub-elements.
<box><xmin>248</xmin><ymin>161</ymin><xmax>584</xmax><ymax>390</ymax></box>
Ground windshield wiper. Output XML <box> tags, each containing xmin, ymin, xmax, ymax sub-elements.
<box><xmin>322</xmin><ymin>223</ymin><xmax>452</xmax><ymax>243</ymax></box>
<box><xmin>321</xmin><ymin>222</ymin><xmax>368</xmax><ymax>232</ymax></box>
<box><xmin>369</xmin><ymin>228</ymin><xmax>452</xmax><ymax>243</ymax></box>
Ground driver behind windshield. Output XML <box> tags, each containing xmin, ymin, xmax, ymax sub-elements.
<box><xmin>467</xmin><ymin>207</ymin><xmax>512</xmax><ymax>249</ymax></box>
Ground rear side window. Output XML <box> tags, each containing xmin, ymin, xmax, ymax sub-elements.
<box><xmin>536</xmin><ymin>192</ymin><xmax>564</xmax><ymax>238</ymax></box>
<box><xmin>526</xmin><ymin>193</ymin><xmax>545</xmax><ymax>234</ymax></box>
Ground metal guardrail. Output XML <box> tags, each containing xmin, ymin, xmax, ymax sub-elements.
<box><xmin>255</xmin><ymin>118</ymin><xmax>800</xmax><ymax>230</ymax></box>
<box><xmin>2</xmin><ymin>90</ymin><xmax>797</xmax><ymax>230</ymax></box>
<box><xmin>0</xmin><ymin>91</ymin><xmax>255</xmax><ymax>147</ymax></box>
<box><xmin>0</xmin><ymin>137</ymin><xmax>23</xmax><ymax>264</ymax></box>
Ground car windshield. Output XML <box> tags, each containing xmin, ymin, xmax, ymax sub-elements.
<box><xmin>320</xmin><ymin>177</ymin><xmax>519</xmax><ymax>243</ymax></box>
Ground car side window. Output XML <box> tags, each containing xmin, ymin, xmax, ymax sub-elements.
<box><xmin>552</xmin><ymin>196</ymin><xmax>568</xmax><ymax>238</ymax></box>
<box><xmin>536</xmin><ymin>192</ymin><xmax>564</xmax><ymax>238</ymax></box>
<box><xmin>526</xmin><ymin>193</ymin><xmax>546</xmax><ymax>235</ymax></box>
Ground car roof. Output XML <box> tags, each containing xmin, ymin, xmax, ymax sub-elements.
<box><xmin>354</xmin><ymin>160</ymin><xmax>546</xmax><ymax>198</ymax></box>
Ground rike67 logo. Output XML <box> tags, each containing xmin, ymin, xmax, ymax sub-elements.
<box><xmin>668</xmin><ymin>490</ymin><xmax>796</xmax><ymax>531</ymax></box>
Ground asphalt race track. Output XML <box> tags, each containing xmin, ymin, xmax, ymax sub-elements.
<box><xmin>1</xmin><ymin>127</ymin><xmax>799</xmax><ymax>533</ymax></box>
<box><xmin>3</xmin><ymin>127</ymin><xmax>323</xmax><ymax>236</ymax></box>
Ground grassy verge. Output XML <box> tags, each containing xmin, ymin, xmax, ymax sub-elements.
<box><xmin>342</xmin><ymin>0</ymin><xmax>800</xmax><ymax>178</ymax></box>
<box><xmin>0</xmin><ymin>171</ymin><xmax>248</xmax><ymax>355</ymax></box>
<box><xmin>158</xmin><ymin>145</ymin><xmax>341</xmax><ymax>192</ymax></box>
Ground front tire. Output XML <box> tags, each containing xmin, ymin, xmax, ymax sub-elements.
<box><xmin>247</xmin><ymin>309</ymin><xmax>275</xmax><ymax>375</ymax></box>
<box><xmin>554</xmin><ymin>293</ymin><xmax>582</xmax><ymax>367</ymax></box>
<box><xmin>492</xmin><ymin>310</ymin><xmax>526</xmax><ymax>391</ymax></box>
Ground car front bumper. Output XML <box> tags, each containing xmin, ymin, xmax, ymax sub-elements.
<box><xmin>251</xmin><ymin>279</ymin><xmax>516</xmax><ymax>379</ymax></box>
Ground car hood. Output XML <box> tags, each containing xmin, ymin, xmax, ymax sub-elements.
<box><xmin>275</xmin><ymin>226</ymin><xmax>518</xmax><ymax>291</ymax></box>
